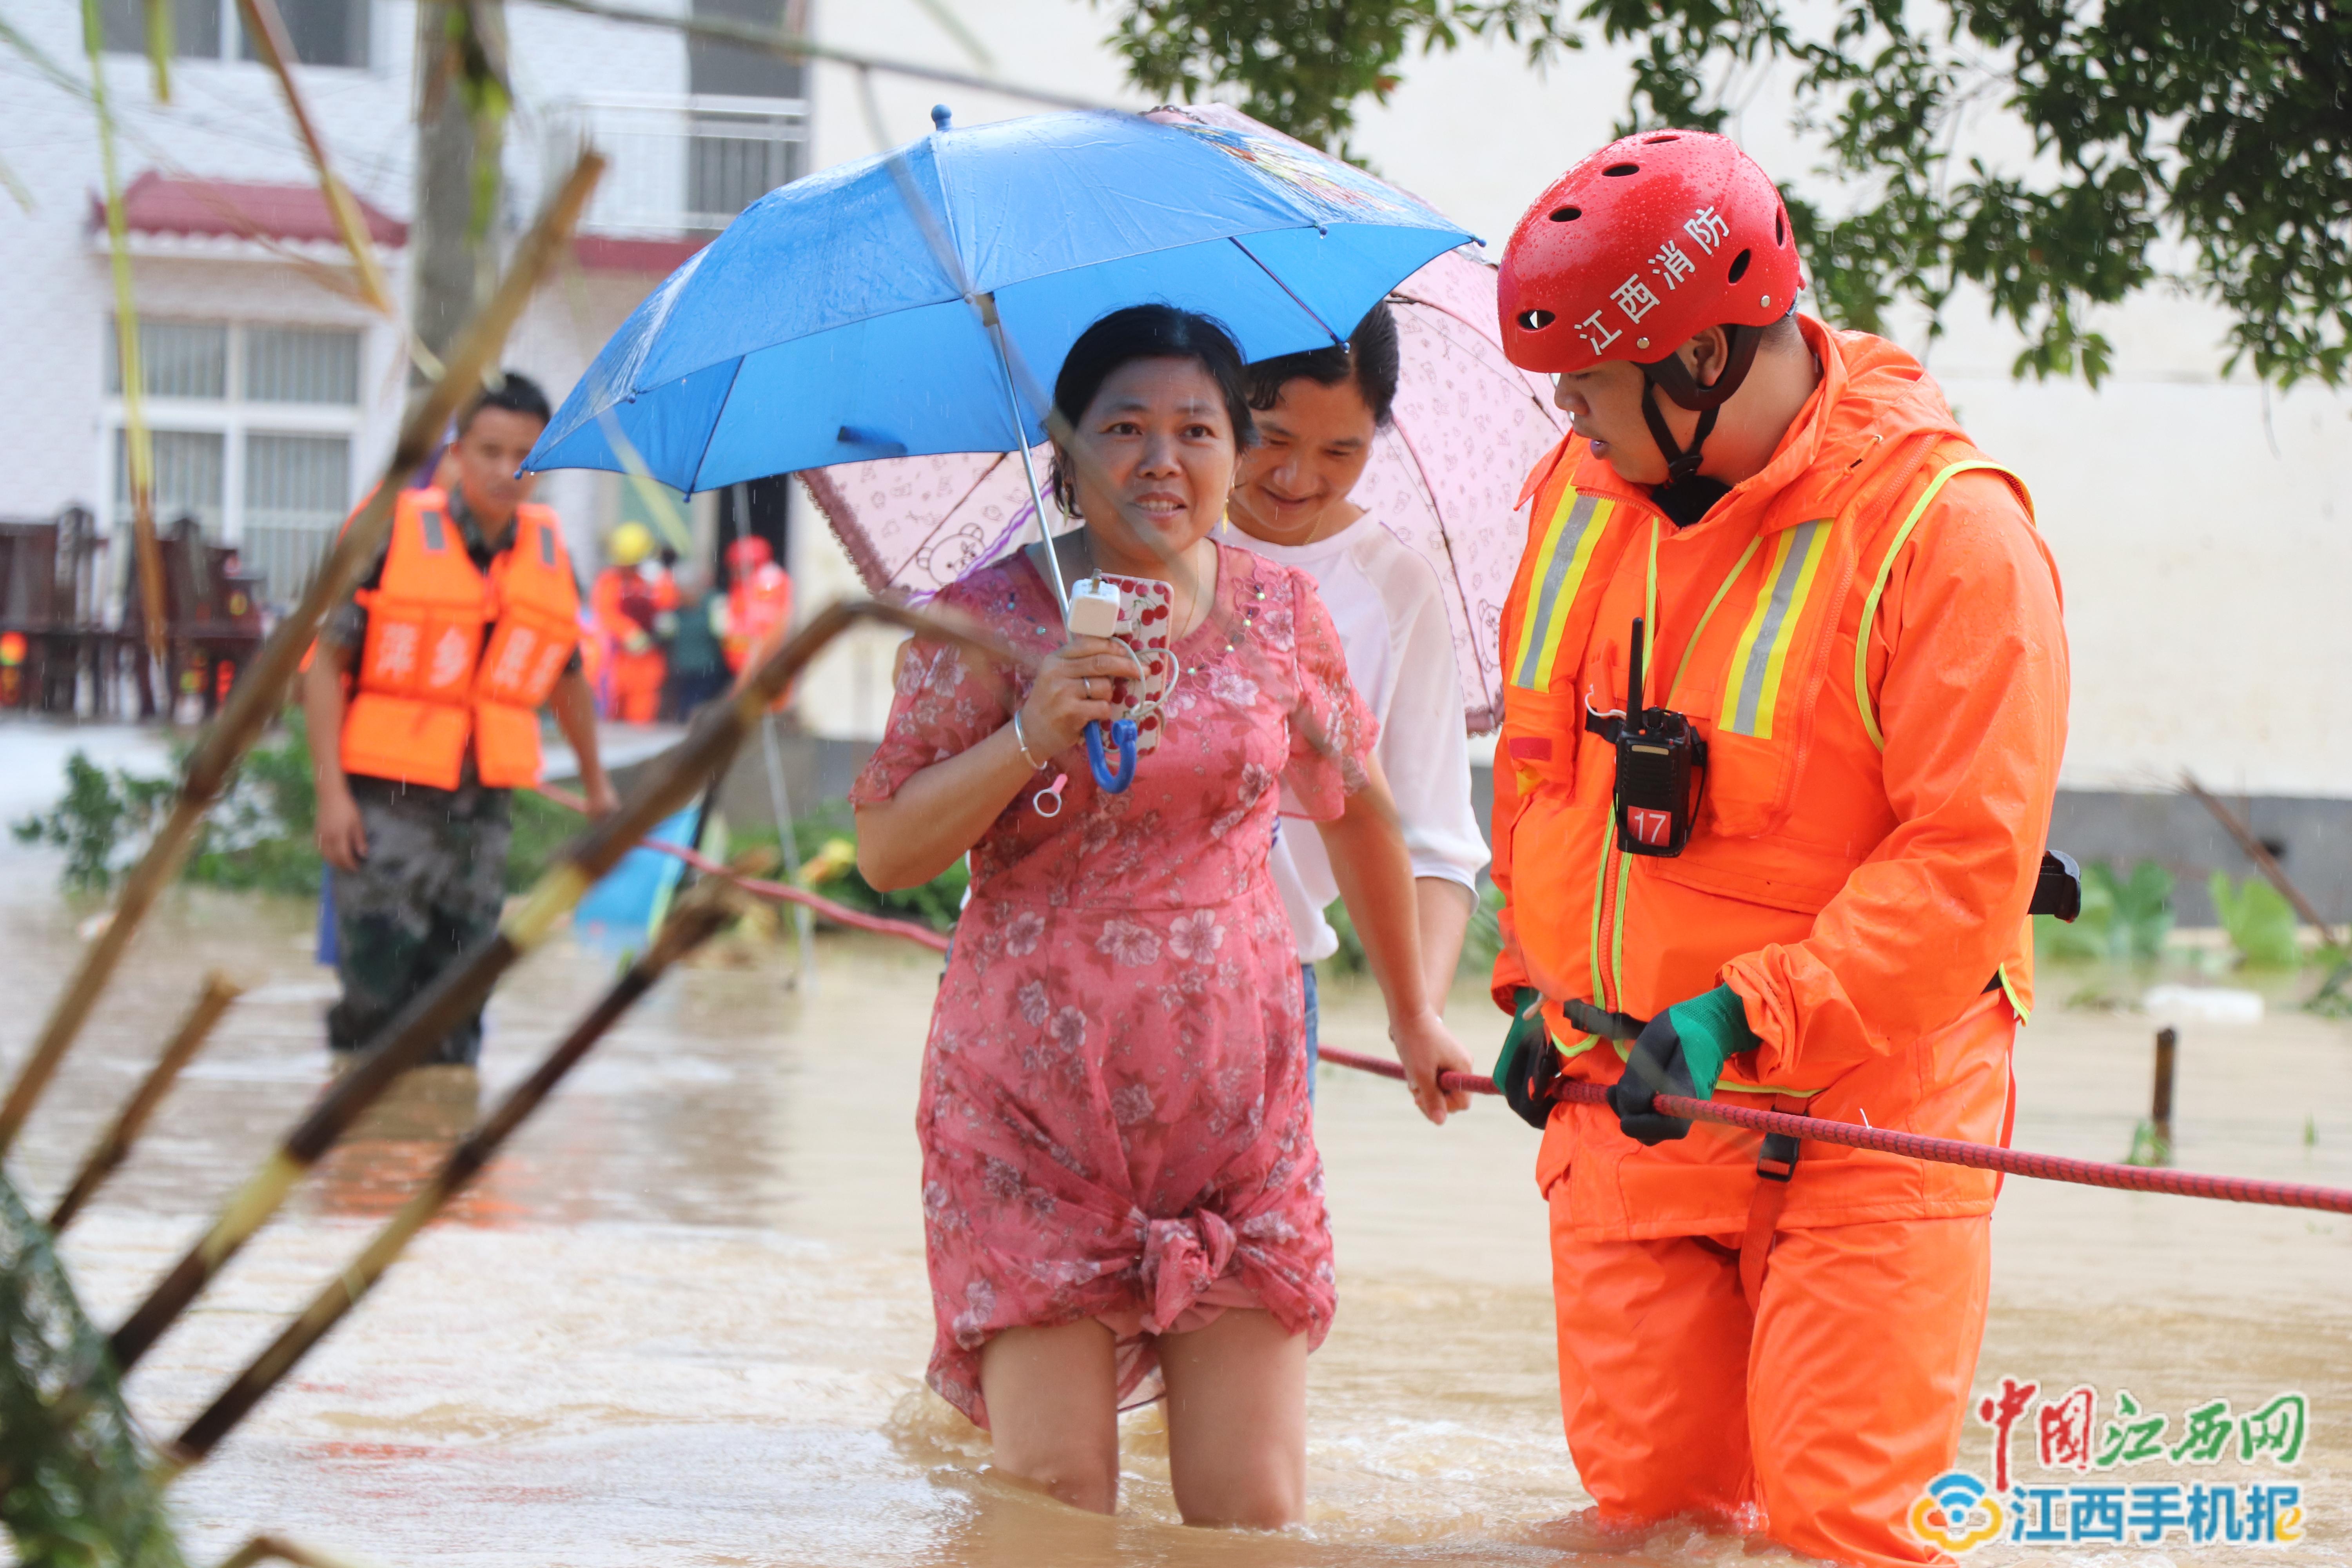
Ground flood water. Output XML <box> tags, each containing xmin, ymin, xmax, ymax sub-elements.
<box><xmin>0</xmin><ymin>851</ymin><xmax>2346</xmax><ymax>1565</ymax></box>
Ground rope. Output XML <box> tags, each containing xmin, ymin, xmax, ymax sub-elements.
<box><xmin>1311</xmin><ymin>1045</ymin><xmax>2352</xmax><ymax>1217</ymax></box>
<box><xmin>535</xmin><ymin>782</ymin><xmax>2348</xmax><ymax>1218</ymax></box>
<box><xmin>531</xmin><ymin>786</ymin><xmax>953</xmax><ymax>953</ymax></box>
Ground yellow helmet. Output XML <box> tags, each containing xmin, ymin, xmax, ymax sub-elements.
<box><xmin>608</xmin><ymin>521</ymin><xmax>655</xmax><ymax>567</ymax></box>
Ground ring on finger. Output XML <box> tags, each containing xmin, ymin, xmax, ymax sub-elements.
<box><xmin>1082</xmin><ymin>677</ymin><xmax>1093</xmax><ymax>698</ymax></box>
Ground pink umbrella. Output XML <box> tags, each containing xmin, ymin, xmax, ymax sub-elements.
<box><xmin>799</xmin><ymin>105</ymin><xmax>1564</xmax><ymax>734</ymax></box>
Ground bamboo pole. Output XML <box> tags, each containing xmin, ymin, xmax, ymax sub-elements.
<box><xmin>0</xmin><ymin>152</ymin><xmax>606</xmax><ymax>1163</ymax></box>
<box><xmin>48</xmin><ymin>972</ymin><xmax>243</xmax><ymax>1233</ymax></box>
<box><xmin>234</xmin><ymin>0</ymin><xmax>396</xmax><ymax>315</ymax></box>
<box><xmin>164</xmin><ymin>883</ymin><xmax>740</xmax><ymax>1469</ymax></box>
<box><xmin>81</xmin><ymin>0</ymin><xmax>169</xmax><ymax>670</ymax></box>
<box><xmin>106</xmin><ymin>597</ymin><xmax>1005</xmax><ymax>1373</ymax></box>
<box><xmin>2181</xmin><ymin>771</ymin><xmax>2343</xmax><ymax>948</ymax></box>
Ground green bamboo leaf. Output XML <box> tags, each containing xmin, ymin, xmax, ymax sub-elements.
<box><xmin>142</xmin><ymin>0</ymin><xmax>171</xmax><ymax>100</ymax></box>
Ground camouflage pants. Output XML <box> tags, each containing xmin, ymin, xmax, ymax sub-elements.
<box><xmin>327</xmin><ymin>777</ymin><xmax>511</xmax><ymax>1067</ymax></box>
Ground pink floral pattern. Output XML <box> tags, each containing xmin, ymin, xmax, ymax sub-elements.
<box><xmin>852</xmin><ymin>543</ymin><xmax>1376</xmax><ymax>1427</ymax></box>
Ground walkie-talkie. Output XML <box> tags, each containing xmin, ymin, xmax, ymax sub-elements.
<box><xmin>1612</xmin><ymin>617</ymin><xmax>1708</xmax><ymax>857</ymax></box>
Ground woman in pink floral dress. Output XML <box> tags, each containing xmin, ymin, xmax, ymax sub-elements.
<box><xmin>853</xmin><ymin>307</ymin><xmax>1474</xmax><ymax>1528</ymax></box>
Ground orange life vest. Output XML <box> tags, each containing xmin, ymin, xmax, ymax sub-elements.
<box><xmin>1490</xmin><ymin>319</ymin><xmax>2068</xmax><ymax>1240</ymax></box>
<box><xmin>723</xmin><ymin>561</ymin><xmax>793</xmax><ymax>674</ymax></box>
<box><xmin>340</xmin><ymin>488</ymin><xmax>580</xmax><ymax>791</ymax></box>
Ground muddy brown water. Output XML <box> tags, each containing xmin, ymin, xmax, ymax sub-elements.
<box><xmin>0</xmin><ymin>871</ymin><xmax>2345</xmax><ymax>1566</ymax></box>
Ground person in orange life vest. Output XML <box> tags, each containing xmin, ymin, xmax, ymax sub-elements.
<box><xmin>717</xmin><ymin>534</ymin><xmax>793</xmax><ymax>675</ymax></box>
<box><xmin>304</xmin><ymin>372</ymin><xmax>619</xmax><ymax>1068</ymax></box>
<box><xmin>1486</xmin><ymin>134</ymin><xmax>2067</xmax><ymax>1568</ymax></box>
<box><xmin>590</xmin><ymin>521</ymin><xmax>677</xmax><ymax>723</ymax></box>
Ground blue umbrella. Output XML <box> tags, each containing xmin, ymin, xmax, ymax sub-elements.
<box><xmin>528</xmin><ymin>104</ymin><xmax>1472</xmax><ymax>786</ymax></box>
<box><xmin>529</xmin><ymin>105</ymin><xmax>1470</xmax><ymax>511</ymax></box>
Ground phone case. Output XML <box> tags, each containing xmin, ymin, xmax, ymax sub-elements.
<box><xmin>1094</xmin><ymin>574</ymin><xmax>1175</xmax><ymax>753</ymax></box>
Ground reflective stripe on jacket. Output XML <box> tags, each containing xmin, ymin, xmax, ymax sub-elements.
<box><xmin>1489</xmin><ymin>318</ymin><xmax>2069</xmax><ymax>1240</ymax></box>
<box><xmin>341</xmin><ymin>488</ymin><xmax>581</xmax><ymax>791</ymax></box>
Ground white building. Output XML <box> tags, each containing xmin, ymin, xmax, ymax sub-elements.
<box><xmin>2</xmin><ymin>1</ymin><xmax>2345</xmax><ymax>907</ymax></box>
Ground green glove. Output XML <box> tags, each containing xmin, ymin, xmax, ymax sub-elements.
<box><xmin>1493</xmin><ymin>987</ymin><xmax>1558</xmax><ymax>1129</ymax></box>
<box><xmin>1605</xmin><ymin>984</ymin><xmax>1757</xmax><ymax>1144</ymax></box>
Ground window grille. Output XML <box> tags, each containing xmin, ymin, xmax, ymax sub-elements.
<box><xmin>99</xmin><ymin>0</ymin><xmax>221</xmax><ymax>59</ymax></box>
<box><xmin>243</xmin><ymin>326</ymin><xmax>359</xmax><ymax>405</ymax></box>
<box><xmin>241</xmin><ymin>433</ymin><xmax>351</xmax><ymax>600</ymax></box>
<box><xmin>114</xmin><ymin>429</ymin><xmax>225</xmax><ymax>537</ymax></box>
<box><xmin>103</xmin><ymin>0</ymin><xmax>368</xmax><ymax>65</ymax></box>
<box><xmin>106</xmin><ymin>320</ymin><xmax>228</xmax><ymax>400</ymax></box>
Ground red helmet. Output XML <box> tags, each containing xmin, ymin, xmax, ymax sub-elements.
<box><xmin>1498</xmin><ymin>130</ymin><xmax>1801</xmax><ymax>377</ymax></box>
<box><xmin>725</xmin><ymin>535</ymin><xmax>773</xmax><ymax>572</ymax></box>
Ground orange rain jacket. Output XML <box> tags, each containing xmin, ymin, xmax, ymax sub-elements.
<box><xmin>1491</xmin><ymin>317</ymin><xmax>2069</xmax><ymax>1241</ymax></box>
<box><xmin>342</xmin><ymin>487</ymin><xmax>582</xmax><ymax>791</ymax></box>
<box><xmin>590</xmin><ymin>563</ymin><xmax>677</xmax><ymax>722</ymax></box>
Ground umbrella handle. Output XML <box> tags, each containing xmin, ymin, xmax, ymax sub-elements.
<box><xmin>1085</xmin><ymin>718</ymin><xmax>1138</xmax><ymax>793</ymax></box>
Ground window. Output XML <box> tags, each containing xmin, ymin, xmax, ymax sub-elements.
<box><xmin>102</xmin><ymin>317</ymin><xmax>364</xmax><ymax>604</ymax></box>
<box><xmin>242</xmin><ymin>434</ymin><xmax>351</xmax><ymax>600</ymax></box>
<box><xmin>99</xmin><ymin>0</ymin><xmax>221</xmax><ymax>60</ymax></box>
<box><xmin>106</xmin><ymin>319</ymin><xmax>228</xmax><ymax>399</ymax></box>
<box><xmin>243</xmin><ymin>325</ymin><xmax>359</xmax><ymax>404</ymax></box>
<box><xmin>688</xmin><ymin>0</ymin><xmax>808</xmax><ymax>100</ymax></box>
<box><xmin>114</xmin><ymin>428</ymin><xmax>225</xmax><ymax>536</ymax></box>
<box><xmin>101</xmin><ymin>0</ymin><xmax>369</xmax><ymax>67</ymax></box>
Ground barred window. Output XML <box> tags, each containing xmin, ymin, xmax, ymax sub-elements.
<box><xmin>105</xmin><ymin>320</ymin><xmax>228</xmax><ymax>400</ymax></box>
<box><xmin>114</xmin><ymin>429</ymin><xmax>225</xmax><ymax>535</ymax></box>
<box><xmin>243</xmin><ymin>326</ymin><xmax>359</xmax><ymax>404</ymax></box>
<box><xmin>99</xmin><ymin>0</ymin><xmax>222</xmax><ymax>59</ymax></box>
<box><xmin>243</xmin><ymin>434</ymin><xmax>352</xmax><ymax>601</ymax></box>
<box><xmin>101</xmin><ymin>317</ymin><xmax>367</xmax><ymax>604</ymax></box>
<box><xmin>103</xmin><ymin>0</ymin><xmax>369</xmax><ymax>65</ymax></box>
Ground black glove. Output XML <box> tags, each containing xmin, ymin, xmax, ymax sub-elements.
<box><xmin>1605</xmin><ymin>985</ymin><xmax>1752</xmax><ymax>1145</ymax></box>
<box><xmin>1606</xmin><ymin>1011</ymin><xmax>1699</xmax><ymax>1145</ymax></box>
<box><xmin>1493</xmin><ymin>987</ymin><xmax>1559</xmax><ymax>1130</ymax></box>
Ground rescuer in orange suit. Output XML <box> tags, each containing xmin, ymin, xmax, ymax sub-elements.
<box><xmin>591</xmin><ymin>521</ymin><xmax>677</xmax><ymax>723</ymax></box>
<box><xmin>717</xmin><ymin>533</ymin><xmax>793</xmax><ymax>676</ymax></box>
<box><xmin>1485</xmin><ymin>134</ymin><xmax>2068</xmax><ymax>1567</ymax></box>
<box><xmin>304</xmin><ymin>373</ymin><xmax>618</xmax><ymax>1067</ymax></box>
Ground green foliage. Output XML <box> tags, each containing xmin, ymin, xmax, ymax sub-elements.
<box><xmin>1098</xmin><ymin>0</ymin><xmax>1579</xmax><ymax>158</ymax></box>
<box><xmin>178</xmin><ymin>714</ymin><xmax>323</xmax><ymax>894</ymax></box>
<box><xmin>737</xmin><ymin>803</ymin><xmax>972</xmax><ymax>934</ymax></box>
<box><xmin>0</xmin><ymin>1174</ymin><xmax>185</xmax><ymax>1567</ymax></box>
<box><xmin>13</xmin><ymin>719</ymin><xmax>586</xmax><ymax>899</ymax></box>
<box><xmin>11</xmin><ymin>753</ymin><xmax>173</xmax><ymax>893</ymax></box>
<box><xmin>1461</xmin><ymin>882</ymin><xmax>1508</xmax><ymax>976</ymax></box>
<box><xmin>1320</xmin><ymin>882</ymin><xmax>1507</xmax><ymax>980</ymax></box>
<box><xmin>1322</xmin><ymin>895</ymin><xmax>1368</xmax><ymax>974</ymax></box>
<box><xmin>2209</xmin><ymin>871</ymin><xmax>2301</xmax><ymax>968</ymax></box>
<box><xmin>2036</xmin><ymin>858</ymin><xmax>2173</xmax><ymax>963</ymax></box>
<box><xmin>506</xmin><ymin>787</ymin><xmax>584</xmax><ymax>893</ymax></box>
<box><xmin>1101</xmin><ymin>0</ymin><xmax>2351</xmax><ymax>387</ymax></box>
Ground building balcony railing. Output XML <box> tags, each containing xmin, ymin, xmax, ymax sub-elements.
<box><xmin>543</xmin><ymin>93</ymin><xmax>811</xmax><ymax>237</ymax></box>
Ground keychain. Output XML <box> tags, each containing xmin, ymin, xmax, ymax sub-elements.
<box><xmin>1032</xmin><ymin>772</ymin><xmax>1068</xmax><ymax>818</ymax></box>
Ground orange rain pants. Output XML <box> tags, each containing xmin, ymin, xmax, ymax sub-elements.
<box><xmin>1551</xmin><ymin>1210</ymin><xmax>1989</xmax><ymax>1568</ymax></box>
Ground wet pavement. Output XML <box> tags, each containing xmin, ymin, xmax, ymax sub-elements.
<box><xmin>0</xmin><ymin>827</ymin><xmax>2345</xmax><ymax>1566</ymax></box>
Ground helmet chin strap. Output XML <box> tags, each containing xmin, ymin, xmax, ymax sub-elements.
<box><xmin>1635</xmin><ymin>323</ymin><xmax>1763</xmax><ymax>486</ymax></box>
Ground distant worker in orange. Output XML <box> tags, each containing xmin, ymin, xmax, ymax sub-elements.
<box><xmin>591</xmin><ymin>521</ymin><xmax>677</xmax><ymax>723</ymax></box>
<box><xmin>717</xmin><ymin>533</ymin><xmax>793</xmax><ymax>677</ymax></box>
<box><xmin>305</xmin><ymin>372</ymin><xmax>618</xmax><ymax>1068</ymax></box>
<box><xmin>1486</xmin><ymin>133</ymin><xmax>2069</xmax><ymax>1567</ymax></box>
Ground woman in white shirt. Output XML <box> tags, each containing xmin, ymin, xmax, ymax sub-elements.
<box><xmin>1223</xmin><ymin>303</ymin><xmax>1490</xmax><ymax>1075</ymax></box>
